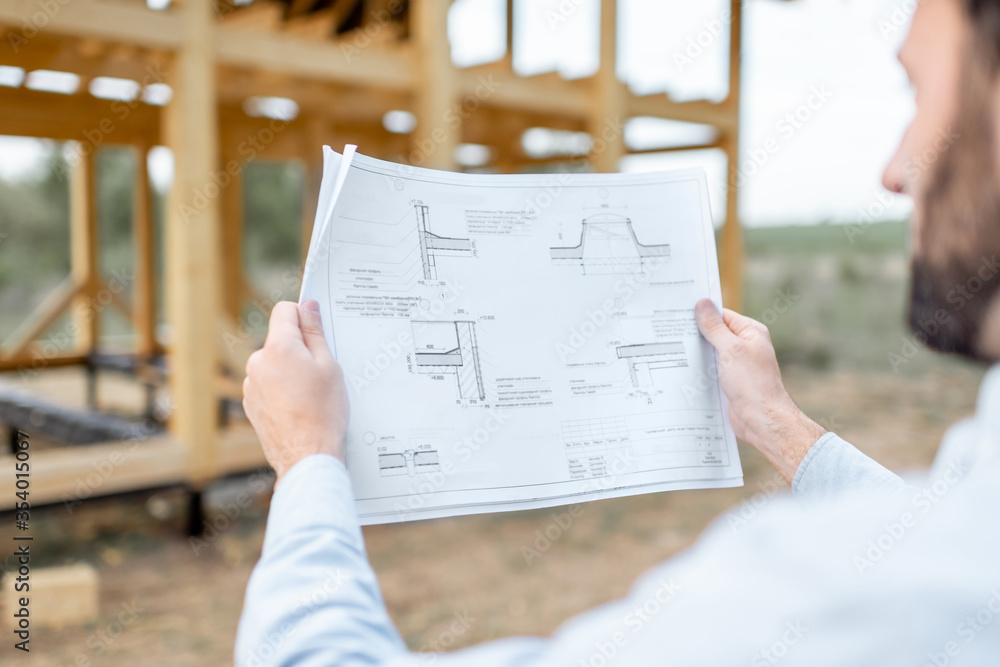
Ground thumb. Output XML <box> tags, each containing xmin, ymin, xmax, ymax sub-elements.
<box><xmin>695</xmin><ymin>298</ymin><xmax>734</xmax><ymax>350</ymax></box>
<box><xmin>298</xmin><ymin>300</ymin><xmax>331</xmax><ymax>358</ymax></box>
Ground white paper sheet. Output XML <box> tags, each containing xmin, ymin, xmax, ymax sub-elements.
<box><xmin>300</xmin><ymin>147</ymin><xmax>742</xmax><ymax>524</ymax></box>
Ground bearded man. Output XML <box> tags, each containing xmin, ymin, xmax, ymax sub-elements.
<box><xmin>236</xmin><ymin>1</ymin><xmax>1000</xmax><ymax>664</ymax></box>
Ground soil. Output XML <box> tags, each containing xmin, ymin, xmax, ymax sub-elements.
<box><xmin>0</xmin><ymin>362</ymin><xmax>986</xmax><ymax>666</ymax></box>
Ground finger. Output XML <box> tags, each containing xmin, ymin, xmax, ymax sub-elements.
<box><xmin>695</xmin><ymin>299</ymin><xmax>735</xmax><ymax>349</ymax></box>
<box><xmin>265</xmin><ymin>301</ymin><xmax>304</xmax><ymax>349</ymax></box>
<box><xmin>298</xmin><ymin>300</ymin><xmax>331</xmax><ymax>359</ymax></box>
<box><xmin>722</xmin><ymin>308</ymin><xmax>765</xmax><ymax>337</ymax></box>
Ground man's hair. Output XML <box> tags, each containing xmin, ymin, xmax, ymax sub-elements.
<box><xmin>963</xmin><ymin>0</ymin><xmax>1000</xmax><ymax>71</ymax></box>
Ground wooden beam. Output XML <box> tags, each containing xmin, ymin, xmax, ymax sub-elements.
<box><xmin>626</xmin><ymin>93</ymin><xmax>738</xmax><ymax>134</ymax></box>
<box><xmin>0</xmin><ymin>33</ymin><xmax>171</xmax><ymax>83</ymax></box>
<box><xmin>458</xmin><ymin>66</ymin><xmax>588</xmax><ymax>118</ymax></box>
<box><xmin>0</xmin><ymin>352</ymin><xmax>88</xmax><ymax>372</ymax></box>
<box><xmin>720</xmin><ymin>0</ymin><xmax>743</xmax><ymax>309</ymax></box>
<box><xmin>71</xmin><ymin>149</ymin><xmax>100</xmax><ymax>354</ymax></box>
<box><xmin>218</xmin><ymin>125</ymin><xmax>246</xmax><ymax>322</ymax></box>
<box><xmin>0</xmin><ymin>277</ymin><xmax>80</xmax><ymax>359</ymax></box>
<box><xmin>163</xmin><ymin>0</ymin><xmax>222</xmax><ymax>487</ymax></box>
<box><xmin>281</xmin><ymin>7</ymin><xmax>337</xmax><ymax>39</ymax></box>
<box><xmin>220</xmin><ymin>0</ymin><xmax>284</xmax><ymax>30</ymax></box>
<box><xmin>624</xmin><ymin>141</ymin><xmax>724</xmax><ymax>156</ymax></box>
<box><xmin>412</xmin><ymin>0</ymin><xmax>458</xmax><ymax>169</ymax></box>
<box><xmin>300</xmin><ymin>114</ymin><xmax>327</xmax><ymax>266</ymax></box>
<box><xmin>0</xmin><ymin>0</ymin><xmax>184</xmax><ymax>50</ymax></box>
<box><xmin>132</xmin><ymin>143</ymin><xmax>158</xmax><ymax>357</ymax></box>
<box><xmin>0</xmin><ymin>428</ymin><xmax>266</xmax><ymax>510</ymax></box>
<box><xmin>0</xmin><ymin>437</ymin><xmax>185</xmax><ymax>509</ymax></box>
<box><xmin>0</xmin><ymin>87</ymin><xmax>161</xmax><ymax>143</ymax></box>
<box><xmin>1</xmin><ymin>564</ymin><xmax>98</xmax><ymax>628</ymax></box>
<box><xmin>214</xmin><ymin>24</ymin><xmax>415</xmax><ymax>91</ymax></box>
<box><xmin>505</xmin><ymin>0</ymin><xmax>513</xmax><ymax>59</ymax></box>
<box><xmin>590</xmin><ymin>0</ymin><xmax>625</xmax><ymax>173</ymax></box>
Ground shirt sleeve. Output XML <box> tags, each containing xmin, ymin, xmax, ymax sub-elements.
<box><xmin>791</xmin><ymin>431</ymin><xmax>905</xmax><ymax>502</ymax></box>
<box><xmin>235</xmin><ymin>454</ymin><xmax>408</xmax><ymax>667</ymax></box>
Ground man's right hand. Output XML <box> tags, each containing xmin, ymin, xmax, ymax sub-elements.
<box><xmin>695</xmin><ymin>298</ymin><xmax>827</xmax><ymax>483</ymax></box>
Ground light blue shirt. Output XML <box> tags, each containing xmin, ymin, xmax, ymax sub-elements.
<box><xmin>236</xmin><ymin>365</ymin><xmax>1000</xmax><ymax>666</ymax></box>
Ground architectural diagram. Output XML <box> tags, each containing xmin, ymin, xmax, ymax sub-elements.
<box><xmin>415</xmin><ymin>202</ymin><xmax>474</xmax><ymax>280</ymax></box>
<box><xmin>616</xmin><ymin>342</ymin><xmax>688</xmax><ymax>387</ymax></box>
<box><xmin>412</xmin><ymin>320</ymin><xmax>486</xmax><ymax>401</ymax></box>
<box><xmin>550</xmin><ymin>212</ymin><xmax>670</xmax><ymax>275</ymax></box>
<box><xmin>378</xmin><ymin>446</ymin><xmax>442</xmax><ymax>477</ymax></box>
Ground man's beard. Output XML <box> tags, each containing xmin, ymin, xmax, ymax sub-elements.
<box><xmin>906</xmin><ymin>52</ymin><xmax>1000</xmax><ymax>362</ymax></box>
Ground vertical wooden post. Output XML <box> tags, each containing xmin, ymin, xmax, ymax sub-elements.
<box><xmin>590</xmin><ymin>0</ymin><xmax>626</xmax><ymax>173</ymax></box>
<box><xmin>300</xmin><ymin>114</ymin><xmax>327</xmax><ymax>269</ymax></box>
<box><xmin>505</xmin><ymin>0</ymin><xmax>514</xmax><ymax>64</ymax></box>
<box><xmin>720</xmin><ymin>0</ymin><xmax>744</xmax><ymax>309</ymax></box>
<box><xmin>132</xmin><ymin>143</ymin><xmax>158</xmax><ymax>358</ymax></box>
<box><xmin>412</xmin><ymin>0</ymin><xmax>458</xmax><ymax>170</ymax></box>
<box><xmin>70</xmin><ymin>148</ymin><xmax>100</xmax><ymax>354</ymax></box>
<box><xmin>164</xmin><ymin>0</ymin><xmax>221</xmax><ymax>487</ymax></box>
<box><xmin>219</xmin><ymin>136</ymin><xmax>245</xmax><ymax>323</ymax></box>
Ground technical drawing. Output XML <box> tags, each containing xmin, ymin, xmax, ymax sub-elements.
<box><xmin>551</xmin><ymin>212</ymin><xmax>670</xmax><ymax>275</ymax></box>
<box><xmin>616</xmin><ymin>342</ymin><xmax>688</xmax><ymax>387</ymax></box>
<box><xmin>412</xmin><ymin>320</ymin><xmax>486</xmax><ymax>401</ymax></box>
<box><xmin>378</xmin><ymin>448</ymin><xmax>442</xmax><ymax>477</ymax></box>
<box><xmin>415</xmin><ymin>201</ymin><xmax>474</xmax><ymax>280</ymax></box>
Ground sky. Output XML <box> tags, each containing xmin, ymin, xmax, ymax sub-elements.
<box><xmin>0</xmin><ymin>0</ymin><xmax>916</xmax><ymax>227</ymax></box>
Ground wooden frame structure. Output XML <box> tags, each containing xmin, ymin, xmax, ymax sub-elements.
<box><xmin>0</xmin><ymin>0</ymin><xmax>745</xmax><ymax>514</ymax></box>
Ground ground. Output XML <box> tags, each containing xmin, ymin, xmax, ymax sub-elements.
<box><xmin>0</xmin><ymin>222</ymin><xmax>990</xmax><ymax>665</ymax></box>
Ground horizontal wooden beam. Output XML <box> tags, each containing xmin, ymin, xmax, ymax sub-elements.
<box><xmin>214</xmin><ymin>29</ymin><xmax>414</xmax><ymax>91</ymax></box>
<box><xmin>0</xmin><ymin>0</ymin><xmax>184</xmax><ymax>50</ymax></box>
<box><xmin>0</xmin><ymin>427</ymin><xmax>266</xmax><ymax>510</ymax></box>
<box><xmin>626</xmin><ymin>91</ymin><xmax>738</xmax><ymax>133</ymax></box>
<box><xmin>0</xmin><ymin>86</ymin><xmax>161</xmax><ymax>142</ymax></box>
<box><xmin>0</xmin><ymin>33</ymin><xmax>170</xmax><ymax>82</ymax></box>
<box><xmin>624</xmin><ymin>140</ymin><xmax>724</xmax><ymax>156</ymax></box>
<box><xmin>458</xmin><ymin>67</ymin><xmax>589</xmax><ymax>118</ymax></box>
<box><xmin>0</xmin><ymin>353</ymin><xmax>88</xmax><ymax>373</ymax></box>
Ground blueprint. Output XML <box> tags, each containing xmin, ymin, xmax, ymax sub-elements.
<box><xmin>300</xmin><ymin>146</ymin><xmax>742</xmax><ymax>524</ymax></box>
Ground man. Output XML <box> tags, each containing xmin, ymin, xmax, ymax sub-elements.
<box><xmin>236</xmin><ymin>0</ymin><xmax>1000</xmax><ymax>664</ymax></box>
